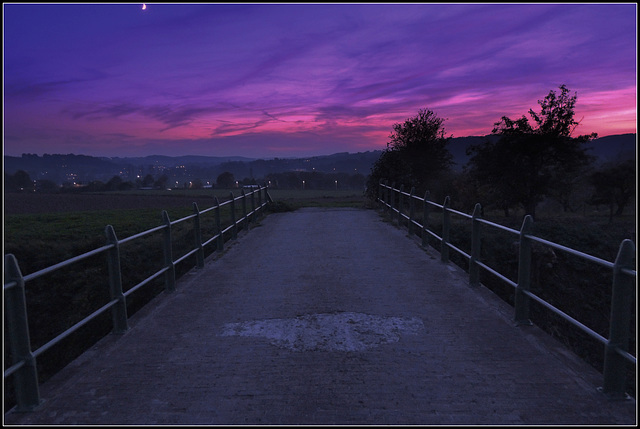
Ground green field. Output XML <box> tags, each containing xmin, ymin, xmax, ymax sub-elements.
<box><xmin>4</xmin><ymin>189</ymin><xmax>367</xmax><ymax>272</ymax></box>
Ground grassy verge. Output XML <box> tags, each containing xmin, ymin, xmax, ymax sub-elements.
<box><xmin>266</xmin><ymin>189</ymin><xmax>368</xmax><ymax>209</ymax></box>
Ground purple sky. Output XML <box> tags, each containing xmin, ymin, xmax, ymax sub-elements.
<box><xmin>3</xmin><ymin>3</ymin><xmax>637</xmax><ymax>158</ymax></box>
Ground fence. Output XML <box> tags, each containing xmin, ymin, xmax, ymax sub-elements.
<box><xmin>4</xmin><ymin>185</ymin><xmax>271</xmax><ymax>412</ymax></box>
<box><xmin>378</xmin><ymin>181</ymin><xmax>636</xmax><ymax>400</ymax></box>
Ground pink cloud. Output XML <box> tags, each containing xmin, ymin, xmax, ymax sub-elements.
<box><xmin>3</xmin><ymin>3</ymin><xmax>636</xmax><ymax>158</ymax></box>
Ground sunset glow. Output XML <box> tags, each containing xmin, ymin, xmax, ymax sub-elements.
<box><xmin>3</xmin><ymin>3</ymin><xmax>637</xmax><ymax>158</ymax></box>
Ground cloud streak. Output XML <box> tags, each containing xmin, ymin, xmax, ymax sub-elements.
<box><xmin>3</xmin><ymin>3</ymin><xmax>636</xmax><ymax>158</ymax></box>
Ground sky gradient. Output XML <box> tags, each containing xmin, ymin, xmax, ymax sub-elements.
<box><xmin>3</xmin><ymin>3</ymin><xmax>637</xmax><ymax>158</ymax></box>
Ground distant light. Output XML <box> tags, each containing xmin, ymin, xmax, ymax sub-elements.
<box><xmin>142</xmin><ymin>4</ymin><xmax>147</xmax><ymax>10</ymax></box>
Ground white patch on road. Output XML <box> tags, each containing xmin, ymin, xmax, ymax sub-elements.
<box><xmin>220</xmin><ymin>312</ymin><xmax>424</xmax><ymax>352</ymax></box>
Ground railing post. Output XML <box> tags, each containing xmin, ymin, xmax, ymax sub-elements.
<box><xmin>4</xmin><ymin>254</ymin><xmax>41</xmax><ymax>412</ymax></box>
<box><xmin>229</xmin><ymin>192</ymin><xmax>238</xmax><ymax>240</ymax></box>
<box><xmin>515</xmin><ymin>215</ymin><xmax>534</xmax><ymax>325</ymax></box>
<box><xmin>214</xmin><ymin>197</ymin><xmax>224</xmax><ymax>252</ymax></box>
<box><xmin>408</xmin><ymin>187</ymin><xmax>415</xmax><ymax>235</ymax></box>
<box><xmin>250</xmin><ymin>188</ymin><xmax>256</xmax><ymax>225</ymax></box>
<box><xmin>386</xmin><ymin>181</ymin><xmax>391</xmax><ymax>214</ymax></box>
<box><xmin>192</xmin><ymin>203</ymin><xmax>204</xmax><ymax>268</ymax></box>
<box><xmin>469</xmin><ymin>203</ymin><xmax>482</xmax><ymax>287</ymax></box>
<box><xmin>105</xmin><ymin>225</ymin><xmax>129</xmax><ymax>334</ymax></box>
<box><xmin>258</xmin><ymin>188</ymin><xmax>264</xmax><ymax>214</ymax></box>
<box><xmin>241</xmin><ymin>189</ymin><xmax>248</xmax><ymax>231</ymax></box>
<box><xmin>422</xmin><ymin>191</ymin><xmax>430</xmax><ymax>248</ymax></box>
<box><xmin>381</xmin><ymin>180</ymin><xmax>386</xmax><ymax>212</ymax></box>
<box><xmin>256</xmin><ymin>185</ymin><xmax>262</xmax><ymax>211</ymax></box>
<box><xmin>390</xmin><ymin>182</ymin><xmax>396</xmax><ymax>218</ymax></box>
<box><xmin>382</xmin><ymin>180</ymin><xmax>388</xmax><ymax>213</ymax></box>
<box><xmin>601</xmin><ymin>239</ymin><xmax>636</xmax><ymax>399</ymax></box>
<box><xmin>257</xmin><ymin>185</ymin><xmax>263</xmax><ymax>218</ymax></box>
<box><xmin>398</xmin><ymin>185</ymin><xmax>404</xmax><ymax>226</ymax></box>
<box><xmin>264</xmin><ymin>184</ymin><xmax>272</xmax><ymax>204</ymax></box>
<box><xmin>162</xmin><ymin>210</ymin><xmax>176</xmax><ymax>293</ymax></box>
<box><xmin>440</xmin><ymin>196</ymin><xmax>450</xmax><ymax>263</ymax></box>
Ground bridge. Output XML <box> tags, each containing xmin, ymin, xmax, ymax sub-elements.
<box><xmin>3</xmin><ymin>198</ymin><xmax>637</xmax><ymax>424</ymax></box>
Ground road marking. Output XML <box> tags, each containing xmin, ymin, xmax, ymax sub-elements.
<box><xmin>220</xmin><ymin>312</ymin><xmax>424</xmax><ymax>352</ymax></box>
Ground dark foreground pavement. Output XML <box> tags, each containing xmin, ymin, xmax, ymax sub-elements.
<box><xmin>4</xmin><ymin>208</ymin><xmax>636</xmax><ymax>425</ymax></box>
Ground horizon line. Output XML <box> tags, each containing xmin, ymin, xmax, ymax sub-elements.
<box><xmin>2</xmin><ymin>132</ymin><xmax>635</xmax><ymax>160</ymax></box>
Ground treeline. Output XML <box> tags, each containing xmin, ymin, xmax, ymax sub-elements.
<box><xmin>4</xmin><ymin>169</ymin><xmax>368</xmax><ymax>193</ymax></box>
<box><xmin>4</xmin><ymin>170</ymin><xmax>60</xmax><ymax>193</ymax></box>
<box><xmin>265</xmin><ymin>171</ymin><xmax>366</xmax><ymax>190</ymax></box>
<box><xmin>4</xmin><ymin>171</ymin><xmax>154</xmax><ymax>193</ymax></box>
<box><xmin>366</xmin><ymin>85</ymin><xmax>636</xmax><ymax>221</ymax></box>
<box><xmin>3</xmin><ymin>171</ymin><xmax>237</xmax><ymax>193</ymax></box>
<box><xmin>4</xmin><ymin>151</ymin><xmax>381</xmax><ymax>188</ymax></box>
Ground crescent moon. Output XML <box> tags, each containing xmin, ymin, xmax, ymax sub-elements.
<box><xmin>142</xmin><ymin>4</ymin><xmax>147</xmax><ymax>10</ymax></box>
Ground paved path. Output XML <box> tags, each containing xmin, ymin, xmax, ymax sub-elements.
<box><xmin>4</xmin><ymin>208</ymin><xmax>636</xmax><ymax>425</ymax></box>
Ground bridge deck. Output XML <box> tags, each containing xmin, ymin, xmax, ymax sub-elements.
<box><xmin>4</xmin><ymin>207</ymin><xmax>636</xmax><ymax>425</ymax></box>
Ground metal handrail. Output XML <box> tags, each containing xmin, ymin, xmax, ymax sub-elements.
<box><xmin>33</xmin><ymin>298</ymin><xmax>120</xmax><ymax>358</ymax></box>
<box><xmin>378</xmin><ymin>180</ymin><xmax>636</xmax><ymax>400</ymax></box>
<box><xmin>124</xmin><ymin>267</ymin><xmax>170</xmax><ymax>298</ymax></box>
<box><xmin>477</xmin><ymin>217</ymin><xmax>519</xmax><ymax>235</ymax></box>
<box><xmin>119</xmin><ymin>224</ymin><xmax>167</xmax><ymax>245</ymax></box>
<box><xmin>520</xmin><ymin>288</ymin><xmax>608</xmax><ymax>346</ymax></box>
<box><xmin>22</xmin><ymin>244</ymin><xmax>114</xmax><ymax>283</ymax></box>
<box><xmin>447</xmin><ymin>207</ymin><xmax>472</xmax><ymax>219</ymax></box>
<box><xmin>4</xmin><ymin>185</ymin><xmax>272</xmax><ymax>412</ymax></box>
<box><xmin>525</xmin><ymin>234</ymin><xmax>615</xmax><ymax>269</ymax></box>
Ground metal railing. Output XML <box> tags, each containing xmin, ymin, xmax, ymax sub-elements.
<box><xmin>4</xmin><ymin>185</ymin><xmax>272</xmax><ymax>412</ymax></box>
<box><xmin>378</xmin><ymin>181</ymin><xmax>636</xmax><ymax>400</ymax></box>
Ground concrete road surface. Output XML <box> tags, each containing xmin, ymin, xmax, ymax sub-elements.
<box><xmin>4</xmin><ymin>207</ymin><xmax>636</xmax><ymax>425</ymax></box>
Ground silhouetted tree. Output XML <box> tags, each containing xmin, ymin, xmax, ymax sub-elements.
<box><xmin>142</xmin><ymin>174</ymin><xmax>155</xmax><ymax>188</ymax></box>
<box><xmin>106</xmin><ymin>176</ymin><xmax>123</xmax><ymax>191</ymax></box>
<box><xmin>589</xmin><ymin>159</ymin><xmax>635</xmax><ymax>221</ymax></box>
<box><xmin>154</xmin><ymin>174</ymin><xmax>169</xmax><ymax>190</ymax></box>
<box><xmin>118</xmin><ymin>181</ymin><xmax>134</xmax><ymax>191</ymax></box>
<box><xmin>84</xmin><ymin>180</ymin><xmax>106</xmax><ymax>192</ymax></box>
<box><xmin>216</xmin><ymin>171</ymin><xmax>236</xmax><ymax>189</ymax></box>
<box><xmin>35</xmin><ymin>179</ymin><xmax>59</xmax><ymax>193</ymax></box>
<box><xmin>547</xmin><ymin>164</ymin><xmax>593</xmax><ymax>213</ymax></box>
<box><xmin>465</xmin><ymin>85</ymin><xmax>596</xmax><ymax>219</ymax></box>
<box><xmin>4</xmin><ymin>170</ymin><xmax>33</xmax><ymax>192</ymax></box>
<box><xmin>388</xmin><ymin>109</ymin><xmax>453</xmax><ymax>188</ymax></box>
<box><xmin>366</xmin><ymin>109</ymin><xmax>452</xmax><ymax>200</ymax></box>
<box><xmin>365</xmin><ymin>150</ymin><xmax>412</xmax><ymax>199</ymax></box>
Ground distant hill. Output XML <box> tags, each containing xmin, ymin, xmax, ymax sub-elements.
<box><xmin>447</xmin><ymin>133</ymin><xmax>636</xmax><ymax>170</ymax></box>
<box><xmin>3</xmin><ymin>153</ymin><xmax>123</xmax><ymax>184</ymax></box>
<box><xmin>447</xmin><ymin>135</ymin><xmax>500</xmax><ymax>170</ymax></box>
<box><xmin>3</xmin><ymin>151</ymin><xmax>383</xmax><ymax>186</ymax></box>
<box><xmin>583</xmin><ymin>133</ymin><xmax>636</xmax><ymax>164</ymax></box>
<box><xmin>106</xmin><ymin>155</ymin><xmax>256</xmax><ymax>167</ymax></box>
<box><xmin>4</xmin><ymin>134</ymin><xmax>634</xmax><ymax>184</ymax></box>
